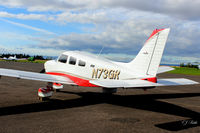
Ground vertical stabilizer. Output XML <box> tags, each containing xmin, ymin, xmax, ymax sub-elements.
<box><xmin>129</xmin><ymin>28</ymin><xmax>170</xmax><ymax>77</ymax></box>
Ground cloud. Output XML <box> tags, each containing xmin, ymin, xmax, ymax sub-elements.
<box><xmin>0</xmin><ymin>18</ymin><xmax>55</xmax><ymax>35</ymax></box>
<box><xmin>55</xmin><ymin>10</ymin><xmax>109</xmax><ymax>24</ymax></box>
<box><xmin>0</xmin><ymin>9</ymin><xmax>122</xmax><ymax>25</ymax></box>
<box><xmin>0</xmin><ymin>45</ymin><xmax>64</xmax><ymax>56</ymax></box>
<box><xmin>0</xmin><ymin>0</ymin><xmax>83</xmax><ymax>11</ymax></box>
<box><xmin>0</xmin><ymin>0</ymin><xmax>200</xmax><ymax>20</ymax></box>
<box><xmin>100</xmin><ymin>53</ymin><xmax>200</xmax><ymax>64</ymax></box>
<box><xmin>0</xmin><ymin>0</ymin><xmax>199</xmax><ymax>64</ymax></box>
<box><xmin>161</xmin><ymin>55</ymin><xmax>200</xmax><ymax>64</ymax></box>
<box><xmin>100</xmin><ymin>0</ymin><xmax>200</xmax><ymax>20</ymax></box>
<box><xmin>27</xmin><ymin>9</ymin><xmax>200</xmax><ymax>59</ymax></box>
<box><xmin>0</xmin><ymin>11</ymin><xmax>49</xmax><ymax>20</ymax></box>
<box><xmin>1</xmin><ymin>7</ymin><xmax>200</xmax><ymax>59</ymax></box>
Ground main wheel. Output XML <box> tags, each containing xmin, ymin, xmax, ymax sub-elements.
<box><xmin>102</xmin><ymin>88</ymin><xmax>117</xmax><ymax>94</ymax></box>
<box><xmin>54</xmin><ymin>89</ymin><xmax>60</xmax><ymax>92</ymax></box>
<box><xmin>38</xmin><ymin>97</ymin><xmax>49</xmax><ymax>101</ymax></box>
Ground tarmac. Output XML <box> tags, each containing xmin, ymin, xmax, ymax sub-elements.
<box><xmin>0</xmin><ymin>61</ymin><xmax>200</xmax><ymax>133</ymax></box>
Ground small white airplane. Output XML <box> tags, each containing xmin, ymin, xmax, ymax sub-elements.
<box><xmin>2</xmin><ymin>57</ymin><xmax>7</xmax><ymax>60</ymax></box>
<box><xmin>0</xmin><ymin>28</ymin><xmax>198</xmax><ymax>101</ymax></box>
<box><xmin>7</xmin><ymin>55</ymin><xmax>17</xmax><ymax>60</ymax></box>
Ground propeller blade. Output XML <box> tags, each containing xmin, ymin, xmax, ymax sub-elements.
<box><xmin>40</xmin><ymin>69</ymin><xmax>45</xmax><ymax>73</ymax></box>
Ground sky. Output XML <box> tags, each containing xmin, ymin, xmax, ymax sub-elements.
<box><xmin>0</xmin><ymin>0</ymin><xmax>199</xmax><ymax>64</ymax></box>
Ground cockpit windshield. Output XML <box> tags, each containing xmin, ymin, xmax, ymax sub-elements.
<box><xmin>58</xmin><ymin>54</ymin><xmax>68</xmax><ymax>63</ymax></box>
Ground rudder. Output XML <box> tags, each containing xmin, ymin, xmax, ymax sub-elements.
<box><xmin>128</xmin><ymin>28</ymin><xmax>170</xmax><ymax>77</ymax></box>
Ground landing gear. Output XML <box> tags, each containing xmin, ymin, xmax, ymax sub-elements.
<box><xmin>38</xmin><ymin>82</ymin><xmax>54</xmax><ymax>101</ymax></box>
<box><xmin>102</xmin><ymin>88</ymin><xmax>117</xmax><ymax>94</ymax></box>
<box><xmin>38</xmin><ymin>97</ymin><xmax>50</xmax><ymax>101</ymax></box>
<box><xmin>53</xmin><ymin>83</ymin><xmax>63</xmax><ymax>92</ymax></box>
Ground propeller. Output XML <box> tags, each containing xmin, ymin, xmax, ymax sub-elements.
<box><xmin>40</xmin><ymin>69</ymin><xmax>46</xmax><ymax>73</ymax></box>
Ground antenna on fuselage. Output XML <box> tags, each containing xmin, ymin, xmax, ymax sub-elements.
<box><xmin>97</xmin><ymin>46</ymin><xmax>104</xmax><ymax>58</ymax></box>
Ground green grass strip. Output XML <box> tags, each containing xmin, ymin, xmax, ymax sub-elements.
<box><xmin>168</xmin><ymin>67</ymin><xmax>200</xmax><ymax>76</ymax></box>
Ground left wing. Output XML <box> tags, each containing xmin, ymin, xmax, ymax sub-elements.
<box><xmin>0</xmin><ymin>68</ymin><xmax>75</xmax><ymax>85</ymax></box>
<box><xmin>90</xmin><ymin>78</ymin><xmax>198</xmax><ymax>88</ymax></box>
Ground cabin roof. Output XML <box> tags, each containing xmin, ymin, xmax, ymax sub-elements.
<box><xmin>61</xmin><ymin>51</ymin><xmax>115</xmax><ymax>65</ymax></box>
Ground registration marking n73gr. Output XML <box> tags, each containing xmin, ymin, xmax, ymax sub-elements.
<box><xmin>92</xmin><ymin>68</ymin><xmax>120</xmax><ymax>80</ymax></box>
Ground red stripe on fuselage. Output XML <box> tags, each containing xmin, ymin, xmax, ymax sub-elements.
<box><xmin>46</xmin><ymin>72</ymin><xmax>99</xmax><ymax>87</ymax></box>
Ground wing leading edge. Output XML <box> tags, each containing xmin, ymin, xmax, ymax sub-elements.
<box><xmin>0</xmin><ymin>68</ymin><xmax>75</xmax><ymax>85</ymax></box>
<box><xmin>90</xmin><ymin>78</ymin><xmax>198</xmax><ymax>88</ymax></box>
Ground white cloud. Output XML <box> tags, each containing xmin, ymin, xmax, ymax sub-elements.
<box><xmin>0</xmin><ymin>18</ymin><xmax>55</xmax><ymax>35</ymax></box>
<box><xmin>1</xmin><ymin>8</ymin><xmax>200</xmax><ymax>58</ymax></box>
<box><xmin>100</xmin><ymin>53</ymin><xmax>200</xmax><ymax>64</ymax></box>
<box><xmin>0</xmin><ymin>0</ymin><xmax>200</xmax><ymax>20</ymax></box>
<box><xmin>28</xmin><ymin>10</ymin><xmax>200</xmax><ymax>58</ymax></box>
<box><xmin>0</xmin><ymin>11</ymin><xmax>48</xmax><ymax>20</ymax></box>
<box><xmin>0</xmin><ymin>0</ymin><xmax>199</xmax><ymax>63</ymax></box>
<box><xmin>161</xmin><ymin>55</ymin><xmax>200</xmax><ymax>64</ymax></box>
<box><xmin>0</xmin><ymin>45</ymin><xmax>64</xmax><ymax>56</ymax></box>
<box><xmin>55</xmin><ymin>10</ymin><xmax>108</xmax><ymax>24</ymax></box>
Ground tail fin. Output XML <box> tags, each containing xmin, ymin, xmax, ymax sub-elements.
<box><xmin>129</xmin><ymin>28</ymin><xmax>170</xmax><ymax>77</ymax></box>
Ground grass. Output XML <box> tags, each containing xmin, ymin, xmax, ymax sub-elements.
<box><xmin>167</xmin><ymin>67</ymin><xmax>200</xmax><ymax>76</ymax></box>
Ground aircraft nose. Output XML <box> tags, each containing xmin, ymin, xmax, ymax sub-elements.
<box><xmin>44</xmin><ymin>60</ymin><xmax>57</xmax><ymax>72</ymax></box>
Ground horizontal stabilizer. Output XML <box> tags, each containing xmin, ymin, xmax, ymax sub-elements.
<box><xmin>90</xmin><ymin>78</ymin><xmax>198</xmax><ymax>88</ymax></box>
<box><xmin>0</xmin><ymin>68</ymin><xmax>75</xmax><ymax>85</ymax></box>
<box><xmin>157</xmin><ymin>66</ymin><xmax>174</xmax><ymax>74</ymax></box>
<box><xmin>90</xmin><ymin>79</ymin><xmax>156</xmax><ymax>88</ymax></box>
<box><xmin>157</xmin><ymin>78</ymin><xmax>199</xmax><ymax>86</ymax></box>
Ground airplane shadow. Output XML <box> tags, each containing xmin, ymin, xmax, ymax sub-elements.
<box><xmin>0</xmin><ymin>91</ymin><xmax>200</xmax><ymax>131</ymax></box>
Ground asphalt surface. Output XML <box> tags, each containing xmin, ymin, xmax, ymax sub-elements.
<box><xmin>0</xmin><ymin>61</ymin><xmax>200</xmax><ymax>133</ymax></box>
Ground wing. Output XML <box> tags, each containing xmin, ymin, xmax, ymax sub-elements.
<box><xmin>0</xmin><ymin>68</ymin><xmax>75</xmax><ymax>85</ymax></box>
<box><xmin>157</xmin><ymin>66</ymin><xmax>174</xmax><ymax>74</ymax></box>
<box><xmin>90</xmin><ymin>78</ymin><xmax>198</xmax><ymax>88</ymax></box>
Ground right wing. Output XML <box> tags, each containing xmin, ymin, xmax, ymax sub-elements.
<box><xmin>0</xmin><ymin>68</ymin><xmax>76</xmax><ymax>85</ymax></box>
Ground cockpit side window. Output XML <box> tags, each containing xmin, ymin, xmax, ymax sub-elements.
<box><xmin>69</xmin><ymin>56</ymin><xmax>76</xmax><ymax>65</ymax></box>
<box><xmin>78</xmin><ymin>60</ymin><xmax>86</xmax><ymax>67</ymax></box>
<box><xmin>58</xmin><ymin>54</ymin><xmax>68</xmax><ymax>63</ymax></box>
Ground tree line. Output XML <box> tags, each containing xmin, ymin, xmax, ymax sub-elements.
<box><xmin>0</xmin><ymin>54</ymin><xmax>45</xmax><ymax>60</ymax></box>
<box><xmin>180</xmin><ymin>63</ymin><xmax>199</xmax><ymax>69</ymax></box>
